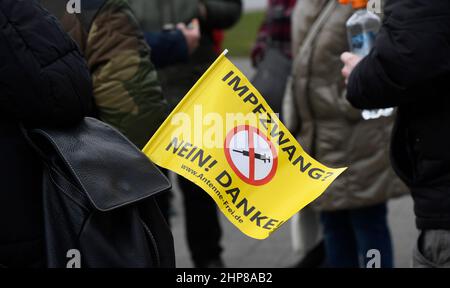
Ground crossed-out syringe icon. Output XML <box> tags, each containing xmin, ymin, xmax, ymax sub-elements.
<box><xmin>232</xmin><ymin>149</ymin><xmax>271</xmax><ymax>164</ymax></box>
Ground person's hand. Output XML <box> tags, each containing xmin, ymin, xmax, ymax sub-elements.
<box><xmin>341</xmin><ymin>52</ymin><xmax>362</xmax><ymax>84</ymax></box>
<box><xmin>251</xmin><ymin>43</ymin><xmax>265</xmax><ymax>68</ymax></box>
<box><xmin>177</xmin><ymin>19</ymin><xmax>201</xmax><ymax>55</ymax></box>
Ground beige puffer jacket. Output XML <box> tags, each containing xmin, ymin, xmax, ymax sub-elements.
<box><xmin>285</xmin><ymin>0</ymin><xmax>406</xmax><ymax>211</ymax></box>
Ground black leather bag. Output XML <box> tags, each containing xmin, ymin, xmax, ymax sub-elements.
<box><xmin>252</xmin><ymin>48</ymin><xmax>292</xmax><ymax>119</ymax></box>
<box><xmin>24</xmin><ymin>117</ymin><xmax>174</xmax><ymax>268</ymax></box>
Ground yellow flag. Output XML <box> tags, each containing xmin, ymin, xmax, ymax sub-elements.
<box><xmin>143</xmin><ymin>51</ymin><xmax>346</xmax><ymax>240</ymax></box>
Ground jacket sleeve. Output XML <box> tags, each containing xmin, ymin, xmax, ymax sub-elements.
<box><xmin>202</xmin><ymin>0</ymin><xmax>242</xmax><ymax>29</ymax></box>
<box><xmin>346</xmin><ymin>13</ymin><xmax>450</xmax><ymax>109</ymax></box>
<box><xmin>144</xmin><ymin>30</ymin><xmax>189</xmax><ymax>69</ymax></box>
<box><xmin>85</xmin><ymin>0</ymin><xmax>169</xmax><ymax>148</ymax></box>
<box><xmin>0</xmin><ymin>0</ymin><xmax>93</xmax><ymax>126</ymax></box>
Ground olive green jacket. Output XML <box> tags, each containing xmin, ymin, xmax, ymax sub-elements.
<box><xmin>286</xmin><ymin>0</ymin><xmax>406</xmax><ymax>211</ymax></box>
<box><xmin>40</xmin><ymin>0</ymin><xmax>168</xmax><ymax>148</ymax></box>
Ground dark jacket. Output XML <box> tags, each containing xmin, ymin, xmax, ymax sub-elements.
<box><xmin>346</xmin><ymin>0</ymin><xmax>450</xmax><ymax>229</ymax></box>
<box><xmin>0</xmin><ymin>0</ymin><xmax>93</xmax><ymax>267</ymax></box>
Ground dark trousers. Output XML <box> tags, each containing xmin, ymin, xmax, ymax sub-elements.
<box><xmin>321</xmin><ymin>203</ymin><xmax>393</xmax><ymax>268</ymax></box>
<box><xmin>178</xmin><ymin>176</ymin><xmax>223</xmax><ymax>267</ymax></box>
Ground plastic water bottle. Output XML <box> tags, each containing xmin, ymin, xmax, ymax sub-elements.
<box><xmin>340</xmin><ymin>0</ymin><xmax>394</xmax><ymax>120</ymax></box>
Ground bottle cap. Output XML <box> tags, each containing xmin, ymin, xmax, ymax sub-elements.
<box><xmin>339</xmin><ymin>0</ymin><xmax>368</xmax><ymax>9</ymax></box>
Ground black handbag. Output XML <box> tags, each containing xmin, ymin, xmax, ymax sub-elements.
<box><xmin>252</xmin><ymin>47</ymin><xmax>292</xmax><ymax>119</ymax></box>
<box><xmin>23</xmin><ymin>117</ymin><xmax>174</xmax><ymax>268</ymax></box>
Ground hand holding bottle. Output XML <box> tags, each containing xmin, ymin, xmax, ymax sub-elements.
<box><xmin>341</xmin><ymin>52</ymin><xmax>362</xmax><ymax>84</ymax></box>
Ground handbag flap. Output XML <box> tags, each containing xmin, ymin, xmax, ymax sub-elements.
<box><xmin>29</xmin><ymin>117</ymin><xmax>171</xmax><ymax>212</ymax></box>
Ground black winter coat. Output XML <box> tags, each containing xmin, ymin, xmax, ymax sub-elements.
<box><xmin>0</xmin><ymin>0</ymin><xmax>93</xmax><ymax>267</ymax></box>
<box><xmin>347</xmin><ymin>0</ymin><xmax>450</xmax><ymax>230</ymax></box>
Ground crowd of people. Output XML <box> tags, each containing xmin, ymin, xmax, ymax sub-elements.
<box><xmin>1</xmin><ymin>0</ymin><xmax>449</xmax><ymax>268</ymax></box>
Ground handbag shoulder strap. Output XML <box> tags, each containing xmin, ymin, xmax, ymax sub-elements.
<box><xmin>292</xmin><ymin>0</ymin><xmax>337</xmax><ymax>77</ymax></box>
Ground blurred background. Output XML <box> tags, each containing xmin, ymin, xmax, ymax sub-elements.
<box><xmin>224</xmin><ymin>0</ymin><xmax>266</xmax><ymax>58</ymax></box>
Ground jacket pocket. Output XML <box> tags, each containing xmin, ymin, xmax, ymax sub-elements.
<box><xmin>413</xmin><ymin>231</ymin><xmax>450</xmax><ymax>268</ymax></box>
<box><xmin>413</xmin><ymin>232</ymin><xmax>438</xmax><ymax>268</ymax></box>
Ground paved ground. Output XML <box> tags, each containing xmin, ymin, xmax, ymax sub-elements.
<box><xmin>170</xmin><ymin>58</ymin><xmax>418</xmax><ymax>268</ymax></box>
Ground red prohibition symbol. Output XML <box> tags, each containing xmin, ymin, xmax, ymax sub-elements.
<box><xmin>224</xmin><ymin>125</ymin><xmax>278</xmax><ymax>186</ymax></box>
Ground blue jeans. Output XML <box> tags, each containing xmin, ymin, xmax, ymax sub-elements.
<box><xmin>321</xmin><ymin>203</ymin><xmax>393</xmax><ymax>268</ymax></box>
